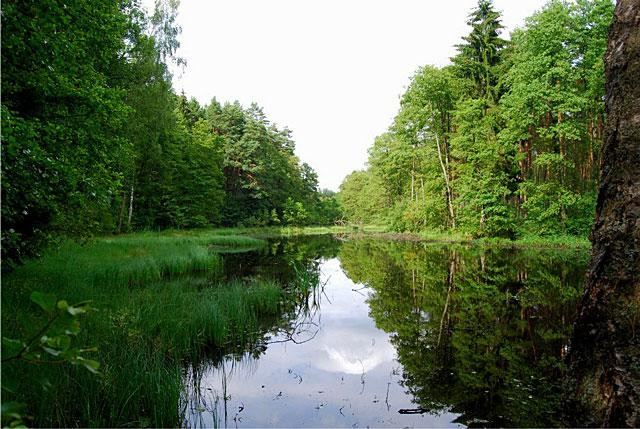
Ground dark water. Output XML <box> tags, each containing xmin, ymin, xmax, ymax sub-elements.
<box><xmin>183</xmin><ymin>235</ymin><xmax>589</xmax><ymax>428</ymax></box>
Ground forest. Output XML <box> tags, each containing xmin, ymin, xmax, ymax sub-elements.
<box><xmin>1</xmin><ymin>0</ymin><xmax>340</xmax><ymax>267</ymax></box>
<box><xmin>338</xmin><ymin>0</ymin><xmax>614</xmax><ymax>239</ymax></box>
<box><xmin>2</xmin><ymin>0</ymin><xmax>638</xmax><ymax>427</ymax></box>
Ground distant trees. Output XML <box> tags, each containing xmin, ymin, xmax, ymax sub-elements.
<box><xmin>1</xmin><ymin>0</ymin><xmax>339</xmax><ymax>265</ymax></box>
<box><xmin>338</xmin><ymin>170</ymin><xmax>387</xmax><ymax>225</ymax></box>
<box><xmin>205</xmin><ymin>100</ymin><xmax>334</xmax><ymax>227</ymax></box>
<box><xmin>338</xmin><ymin>0</ymin><xmax>614</xmax><ymax>238</ymax></box>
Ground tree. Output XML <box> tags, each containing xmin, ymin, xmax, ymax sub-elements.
<box><xmin>338</xmin><ymin>170</ymin><xmax>387</xmax><ymax>224</ymax></box>
<box><xmin>1</xmin><ymin>0</ymin><xmax>131</xmax><ymax>263</ymax></box>
<box><xmin>394</xmin><ymin>66</ymin><xmax>457</xmax><ymax>228</ymax></box>
<box><xmin>567</xmin><ymin>1</ymin><xmax>639</xmax><ymax>426</ymax></box>
<box><xmin>451</xmin><ymin>0</ymin><xmax>506</xmax><ymax>102</ymax></box>
<box><xmin>499</xmin><ymin>0</ymin><xmax>613</xmax><ymax>237</ymax></box>
<box><xmin>338</xmin><ymin>0</ymin><xmax>613</xmax><ymax>239</ymax></box>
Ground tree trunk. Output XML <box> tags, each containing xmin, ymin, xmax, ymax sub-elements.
<box><xmin>117</xmin><ymin>189</ymin><xmax>126</xmax><ymax>233</ymax></box>
<box><xmin>410</xmin><ymin>169</ymin><xmax>415</xmax><ymax>202</ymax></box>
<box><xmin>127</xmin><ymin>185</ymin><xmax>135</xmax><ymax>228</ymax></box>
<box><xmin>435</xmin><ymin>132</ymin><xmax>455</xmax><ymax>228</ymax></box>
<box><xmin>567</xmin><ymin>1</ymin><xmax>640</xmax><ymax>426</ymax></box>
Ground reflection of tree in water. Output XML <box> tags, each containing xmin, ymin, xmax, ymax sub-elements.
<box><xmin>184</xmin><ymin>235</ymin><xmax>340</xmax><ymax>428</ymax></box>
<box><xmin>339</xmin><ymin>239</ymin><xmax>589</xmax><ymax>427</ymax></box>
<box><xmin>222</xmin><ymin>234</ymin><xmax>340</xmax><ymax>282</ymax></box>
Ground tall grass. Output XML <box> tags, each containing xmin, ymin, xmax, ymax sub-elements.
<box><xmin>5</xmin><ymin>233</ymin><xmax>265</xmax><ymax>298</ymax></box>
<box><xmin>1</xmin><ymin>232</ymin><xmax>287</xmax><ymax>427</ymax></box>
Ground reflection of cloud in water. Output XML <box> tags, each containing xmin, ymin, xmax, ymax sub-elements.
<box><xmin>315</xmin><ymin>319</ymin><xmax>396</xmax><ymax>374</ymax></box>
<box><xmin>279</xmin><ymin>258</ymin><xmax>397</xmax><ymax>375</ymax></box>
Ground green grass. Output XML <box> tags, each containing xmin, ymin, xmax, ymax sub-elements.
<box><xmin>473</xmin><ymin>234</ymin><xmax>591</xmax><ymax>249</ymax></box>
<box><xmin>5</xmin><ymin>232</ymin><xmax>266</xmax><ymax>296</ymax></box>
<box><xmin>417</xmin><ymin>230</ymin><xmax>473</xmax><ymax>242</ymax></box>
<box><xmin>1</xmin><ymin>232</ymin><xmax>286</xmax><ymax>427</ymax></box>
<box><xmin>340</xmin><ymin>227</ymin><xmax>590</xmax><ymax>249</ymax></box>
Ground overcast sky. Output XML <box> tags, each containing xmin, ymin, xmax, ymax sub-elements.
<box><xmin>161</xmin><ymin>0</ymin><xmax>548</xmax><ymax>191</ymax></box>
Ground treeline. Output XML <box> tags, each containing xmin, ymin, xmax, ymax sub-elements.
<box><xmin>1</xmin><ymin>0</ymin><xmax>339</xmax><ymax>264</ymax></box>
<box><xmin>338</xmin><ymin>0</ymin><xmax>613</xmax><ymax>238</ymax></box>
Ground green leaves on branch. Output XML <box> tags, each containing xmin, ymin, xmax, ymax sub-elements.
<box><xmin>2</xmin><ymin>292</ymin><xmax>99</xmax><ymax>370</ymax></box>
<box><xmin>1</xmin><ymin>291</ymin><xmax>99</xmax><ymax>426</ymax></box>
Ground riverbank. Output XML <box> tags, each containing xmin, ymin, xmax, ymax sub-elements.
<box><xmin>149</xmin><ymin>225</ymin><xmax>590</xmax><ymax>249</ymax></box>
<box><xmin>331</xmin><ymin>228</ymin><xmax>590</xmax><ymax>249</ymax></box>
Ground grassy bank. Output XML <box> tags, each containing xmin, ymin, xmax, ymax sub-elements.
<box><xmin>473</xmin><ymin>234</ymin><xmax>591</xmax><ymax>249</ymax></box>
<box><xmin>343</xmin><ymin>228</ymin><xmax>590</xmax><ymax>249</ymax></box>
<box><xmin>122</xmin><ymin>225</ymin><xmax>588</xmax><ymax>249</ymax></box>
<box><xmin>1</xmin><ymin>232</ymin><xmax>290</xmax><ymax>427</ymax></box>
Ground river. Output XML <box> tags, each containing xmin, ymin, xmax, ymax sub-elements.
<box><xmin>183</xmin><ymin>235</ymin><xmax>588</xmax><ymax>428</ymax></box>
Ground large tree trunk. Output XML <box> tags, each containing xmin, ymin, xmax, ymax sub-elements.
<box><xmin>567</xmin><ymin>1</ymin><xmax>640</xmax><ymax>427</ymax></box>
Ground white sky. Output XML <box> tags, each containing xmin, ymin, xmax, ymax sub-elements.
<box><xmin>161</xmin><ymin>0</ymin><xmax>548</xmax><ymax>191</ymax></box>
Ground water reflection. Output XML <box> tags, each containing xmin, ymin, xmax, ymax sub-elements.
<box><xmin>184</xmin><ymin>236</ymin><xmax>588</xmax><ymax>428</ymax></box>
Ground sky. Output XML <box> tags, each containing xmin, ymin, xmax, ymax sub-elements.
<box><xmin>159</xmin><ymin>0</ymin><xmax>548</xmax><ymax>191</ymax></box>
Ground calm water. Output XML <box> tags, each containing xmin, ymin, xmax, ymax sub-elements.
<box><xmin>183</xmin><ymin>235</ymin><xmax>589</xmax><ymax>428</ymax></box>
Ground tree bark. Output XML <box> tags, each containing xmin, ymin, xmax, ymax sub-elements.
<box><xmin>567</xmin><ymin>1</ymin><xmax>640</xmax><ymax>426</ymax></box>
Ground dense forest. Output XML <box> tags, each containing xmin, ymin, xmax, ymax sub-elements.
<box><xmin>338</xmin><ymin>0</ymin><xmax>614</xmax><ymax>239</ymax></box>
<box><xmin>1</xmin><ymin>0</ymin><xmax>340</xmax><ymax>266</ymax></box>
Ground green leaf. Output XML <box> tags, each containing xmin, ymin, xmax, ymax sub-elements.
<box><xmin>73</xmin><ymin>357</ymin><xmax>100</xmax><ymax>374</ymax></box>
<box><xmin>66</xmin><ymin>305</ymin><xmax>87</xmax><ymax>316</ymax></box>
<box><xmin>30</xmin><ymin>291</ymin><xmax>56</xmax><ymax>313</ymax></box>
<box><xmin>1</xmin><ymin>401</ymin><xmax>26</xmax><ymax>420</ymax></box>
<box><xmin>2</xmin><ymin>337</ymin><xmax>25</xmax><ymax>357</ymax></box>
<box><xmin>64</xmin><ymin>320</ymin><xmax>81</xmax><ymax>335</ymax></box>
<box><xmin>78</xmin><ymin>347</ymin><xmax>98</xmax><ymax>353</ymax></box>
<box><xmin>46</xmin><ymin>335</ymin><xmax>71</xmax><ymax>351</ymax></box>
<box><xmin>42</xmin><ymin>346</ymin><xmax>61</xmax><ymax>357</ymax></box>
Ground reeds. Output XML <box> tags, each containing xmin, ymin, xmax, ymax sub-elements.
<box><xmin>1</xmin><ymin>232</ymin><xmax>285</xmax><ymax>427</ymax></box>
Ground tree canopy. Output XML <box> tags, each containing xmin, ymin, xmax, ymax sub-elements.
<box><xmin>338</xmin><ymin>0</ymin><xmax>614</xmax><ymax>239</ymax></box>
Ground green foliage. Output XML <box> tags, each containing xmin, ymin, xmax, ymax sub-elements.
<box><xmin>283</xmin><ymin>198</ymin><xmax>310</xmax><ymax>226</ymax></box>
<box><xmin>338</xmin><ymin>170</ymin><xmax>388</xmax><ymax>224</ymax></box>
<box><xmin>498</xmin><ymin>0</ymin><xmax>613</xmax><ymax>236</ymax></box>
<box><xmin>207</xmin><ymin>102</ymin><xmax>335</xmax><ymax>227</ymax></box>
<box><xmin>338</xmin><ymin>0</ymin><xmax>612</xmax><ymax>240</ymax></box>
<box><xmin>451</xmin><ymin>0</ymin><xmax>506</xmax><ymax>101</ymax></box>
<box><xmin>2</xmin><ymin>292</ymin><xmax>98</xmax><ymax>427</ymax></box>
<box><xmin>1</xmin><ymin>0</ymin><xmax>130</xmax><ymax>263</ymax></box>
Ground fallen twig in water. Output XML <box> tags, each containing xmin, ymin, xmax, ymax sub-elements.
<box><xmin>267</xmin><ymin>321</ymin><xmax>320</xmax><ymax>345</ymax></box>
<box><xmin>398</xmin><ymin>408</ymin><xmax>429</xmax><ymax>414</ymax></box>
